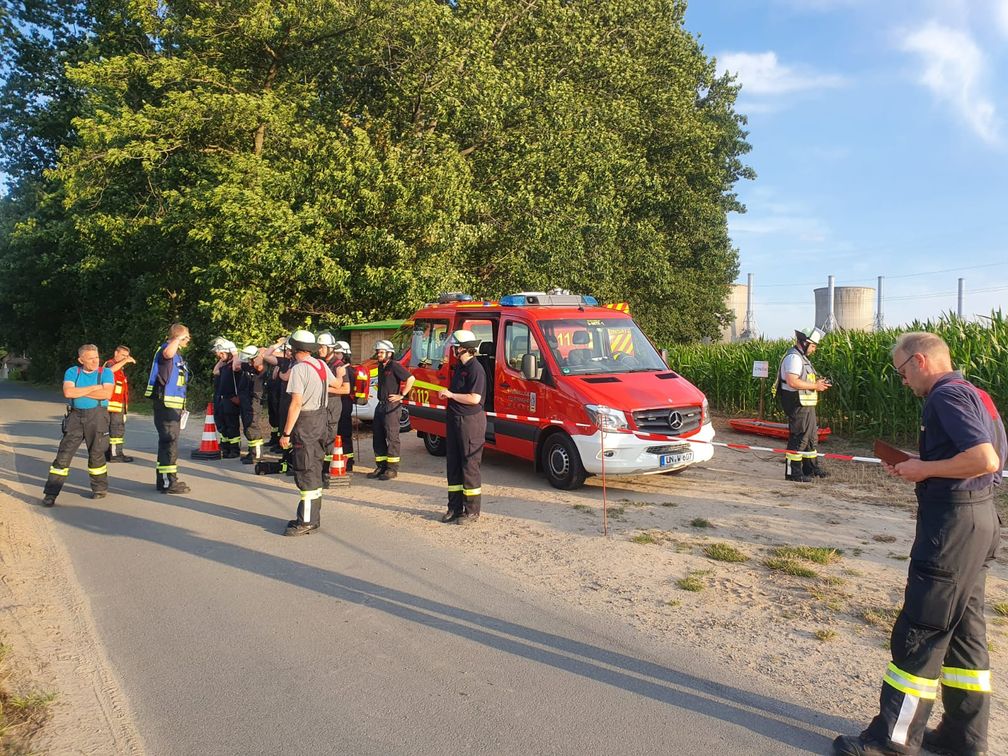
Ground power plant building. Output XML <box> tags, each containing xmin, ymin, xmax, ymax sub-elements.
<box><xmin>814</xmin><ymin>285</ymin><xmax>874</xmax><ymax>331</ymax></box>
<box><xmin>720</xmin><ymin>283</ymin><xmax>750</xmax><ymax>342</ymax></box>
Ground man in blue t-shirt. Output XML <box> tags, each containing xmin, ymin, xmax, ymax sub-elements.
<box><xmin>42</xmin><ymin>344</ymin><xmax>115</xmax><ymax>507</ymax></box>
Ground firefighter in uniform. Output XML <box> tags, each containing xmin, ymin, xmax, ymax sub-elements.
<box><xmin>834</xmin><ymin>331</ymin><xmax>1005</xmax><ymax>756</ymax></box>
<box><xmin>279</xmin><ymin>330</ymin><xmax>342</xmax><ymax>536</ymax></box>
<box><xmin>368</xmin><ymin>339</ymin><xmax>414</xmax><ymax>481</ymax></box>
<box><xmin>438</xmin><ymin>330</ymin><xmax>487</xmax><ymax>523</ymax></box>
<box><xmin>104</xmin><ymin>344</ymin><xmax>136</xmax><ymax>462</ymax></box>
<box><xmin>266</xmin><ymin>339</ymin><xmax>293</xmax><ymax>453</ymax></box>
<box><xmin>317</xmin><ymin>332</ymin><xmax>345</xmax><ymax>487</ymax></box>
<box><xmin>777</xmin><ymin>326</ymin><xmax>831</xmax><ymax>482</ymax></box>
<box><xmin>145</xmin><ymin>323</ymin><xmax>191</xmax><ymax>493</ymax></box>
<box><xmin>213</xmin><ymin>340</ymin><xmax>242</xmax><ymax>458</ymax></box>
<box><xmin>332</xmin><ymin>340</ymin><xmax>356</xmax><ymax>472</ymax></box>
<box><xmin>42</xmin><ymin>344</ymin><xmax>114</xmax><ymax>507</ymax></box>
<box><xmin>238</xmin><ymin>345</ymin><xmax>269</xmax><ymax>465</ymax></box>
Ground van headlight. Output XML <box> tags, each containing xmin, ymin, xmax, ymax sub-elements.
<box><xmin>585</xmin><ymin>405</ymin><xmax>629</xmax><ymax>432</ymax></box>
<box><xmin>701</xmin><ymin>397</ymin><xmax>709</xmax><ymax>425</ymax></box>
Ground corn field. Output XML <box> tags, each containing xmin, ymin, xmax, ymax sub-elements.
<box><xmin>665</xmin><ymin>311</ymin><xmax>1008</xmax><ymax>444</ymax></box>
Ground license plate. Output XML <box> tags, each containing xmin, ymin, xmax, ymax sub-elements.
<box><xmin>660</xmin><ymin>452</ymin><xmax>692</xmax><ymax>467</ymax></box>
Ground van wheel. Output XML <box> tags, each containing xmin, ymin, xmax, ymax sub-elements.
<box><xmin>399</xmin><ymin>405</ymin><xmax>411</xmax><ymax>433</ymax></box>
<box><xmin>422</xmin><ymin>432</ymin><xmax>447</xmax><ymax>457</ymax></box>
<box><xmin>540</xmin><ymin>433</ymin><xmax>587</xmax><ymax>490</ymax></box>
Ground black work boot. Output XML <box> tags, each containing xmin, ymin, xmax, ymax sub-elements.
<box><xmin>923</xmin><ymin>727</ymin><xmax>988</xmax><ymax>756</ymax></box>
<box><xmin>831</xmin><ymin>734</ymin><xmax>900</xmax><ymax>756</ymax></box>
<box><xmin>42</xmin><ymin>495</ymin><xmax>56</xmax><ymax>507</ymax></box>
<box><xmin>162</xmin><ymin>480</ymin><xmax>191</xmax><ymax>494</ymax></box>
<box><xmin>785</xmin><ymin>459</ymin><xmax>812</xmax><ymax>483</ymax></box>
<box><xmin>377</xmin><ymin>465</ymin><xmax>398</xmax><ymax>481</ymax></box>
<box><xmin>803</xmin><ymin>458</ymin><xmax>829</xmax><ymax>478</ymax></box>
<box><xmin>366</xmin><ymin>464</ymin><xmax>387</xmax><ymax>479</ymax></box>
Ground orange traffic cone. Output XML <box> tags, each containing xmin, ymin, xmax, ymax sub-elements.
<box><xmin>328</xmin><ymin>439</ymin><xmax>350</xmax><ymax>486</ymax></box>
<box><xmin>190</xmin><ymin>402</ymin><xmax>223</xmax><ymax>459</ymax></box>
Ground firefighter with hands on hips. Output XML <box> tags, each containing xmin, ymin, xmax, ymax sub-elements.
<box><xmin>437</xmin><ymin>330</ymin><xmax>487</xmax><ymax>524</ymax></box>
<box><xmin>833</xmin><ymin>331</ymin><xmax>1005</xmax><ymax>756</ymax></box>
<box><xmin>332</xmin><ymin>340</ymin><xmax>356</xmax><ymax>472</ymax></box>
<box><xmin>777</xmin><ymin>326</ymin><xmax>831</xmax><ymax>482</ymax></box>
<box><xmin>316</xmin><ymin>332</ymin><xmax>350</xmax><ymax>487</ymax></box>
<box><xmin>212</xmin><ymin>339</ymin><xmax>242</xmax><ymax>458</ymax></box>
<box><xmin>238</xmin><ymin>345</ymin><xmax>269</xmax><ymax>465</ymax></box>
<box><xmin>104</xmin><ymin>344</ymin><xmax>136</xmax><ymax>463</ymax></box>
<box><xmin>279</xmin><ymin>330</ymin><xmax>344</xmax><ymax>536</ymax></box>
<box><xmin>42</xmin><ymin>344</ymin><xmax>114</xmax><ymax>507</ymax></box>
<box><xmin>368</xmin><ymin>339</ymin><xmax>414</xmax><ymax>481</ymax></box>
<box><xmin>145</xmin><ymin>323</ymin><xmax>191</xmax><ymax>493</ymax></box>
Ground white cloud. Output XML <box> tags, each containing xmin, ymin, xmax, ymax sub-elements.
<box><xmin>899</xmin><ymin>22</ymin><xmax>1001</xmax><ymax>143</ymax></box>
<box><xmin>717</xmin><ymin>51</ymin><xmax>847</xmax><ymax>98</ymax></box>
<box><xmin>996</xmin><ymin>0</ymin><xmax>1008</xmax><ymax>36</ymax></box>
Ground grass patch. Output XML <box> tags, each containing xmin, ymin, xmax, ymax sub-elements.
<box><xmin>763</xmin><ymin>557</ymin><xmax>819</xmax><ymax>578</ymax></box>
<box><xmin>690</xmin><ymin>517</ymin><xmax>712</xmax><ymax>529</ymax></box>
<box><xmin>666</xmin><ymin>600</ymin><xmax>680</xmax><ymax>608</ymax></box>
<box><xmin>992</xmin><ymin>602</ymin><xmax>1008</xmax><ymax>617</ymax></box>
<box><xmin>862</xmin><ymin>605</ymin><xmax>900</xmax><ymax>631</ymax></box>
<box><xmin>814</xmin><ymin>629</ymin><xmax>838</xmax><ymax>642</ymax></box>
<box><xmin>660</xmin><ymin>501</ymin><xmax>679</xmax><ymax>508</ymax></box>
<box><xmin>771</xmin><ymin>545</ymin><xmax>842</xmax><ymax>565</ymax></box>
<box><xmin>0</xmin><ymin>640</ymin><xmax>57</xmax><ymax>753</ymax></box>
<box><xmin>887</xmin><ymin>553</ymin><xmax>909</xmax><ymax>561</ymax></box>
<box><xmin>676</xmin><ymin>572</ymin><xmax>706</xmax><ymax>592</ymax></box>
<box><xmin>631</xmin><ymin>532</ymin><xmax>660</xmax><ymax>545</ymax></box>
<box><xmin>617</xmin><ymin>499</ymin><xmax>652</xmax><ymax>508</ymax></box>
<box><xmin>872</xmin><ymin>534</ymin><xmax>897</xmax><ymax>543</ymax></box>
<box><xmin>703</xmin><ymin>543</ymin><xmax>748</xmax><ymax>563</ymax></box>
<box><xmin>572</xmin><ymin>504</ymin><xmax>592</xmax><ymax>513</ymax></box>
<box><xmin>606</xmin><ymin>505</ymin><xmax>625</xmax><ymax>519</ymax></box>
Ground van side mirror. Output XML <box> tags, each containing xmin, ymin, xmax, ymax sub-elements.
<box><xmin>521</xmin><ymin>353</ymin><xmax>538</xmax><ymax>381</ymax></box>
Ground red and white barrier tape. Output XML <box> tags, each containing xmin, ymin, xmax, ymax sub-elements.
<box><xmin>404</xmin><ymin>400</ymin><xmax>1008</xmax><ymax>470</ymax></box>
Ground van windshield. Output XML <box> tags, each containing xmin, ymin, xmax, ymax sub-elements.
<box><xmin>539</xmin><ymin>318</ymin><xmax>666</xmax><ymax>375</ymax></box>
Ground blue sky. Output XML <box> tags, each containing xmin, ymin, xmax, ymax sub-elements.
<box><xmin>685</xmin><ymin>0</ymin><xmax>1008</xmax><ymax>338</ymax></box>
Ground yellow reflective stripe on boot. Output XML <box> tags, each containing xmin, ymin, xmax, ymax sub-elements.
<box><xmin>941</xmin><ymin>666</ymin><xmax>992</xmax><ymax>692</ymax></box>
<box><xmin>387</xmin><ymin>456</ymin><xmax>400</xmax><ymax>463</ymax></box>
<box><xmin>447</xmin><ymin>484</ymin><xmax>463</xmax><ymax>493</ymax></box>
<box><xmin>785</xmin><ymin>452</ymin><xmax>802</xmax><ymax>462</ymax></box>
<box><xmin>345</xmin><ymin>452</ymin><xmax>354</xmax><ymax>459</ymax></box>
<box><xmin>802</xmin><ymin>450</ymin><xmax>818</xmax><ymax>459</ymax></box>
<box><xmin>463</xmin><ymin>487</ymin><xmax>482</xmax><ymax>496</ymax></box>
<box><xmin>156</xmin><ymin>464</ymin><xmax>178</xmax><ymax>474</ymax></box>
<box><xmin>249</xmin><ymin>438</ymin><xmax>264</xmax><ymax>448</ymax></box>
<box><xmin>324</xmin><ymin>454</ymin><xmax>333</xmax><ymax>462</ymax></box>
<box><xmin>375</xmin><ymin>456</ymin><xmax>388</xmax><ymax>462</ymax></box>
<box><xmin>109</xmin><ymin>437</ymin><xmax>125</xmax><ymax>444</ymax></box>
<box><xmin>883</xmin><ymin>662</ymin><xmax>938</xmax><ymax>699</ymax></box>
<box><xmin>49</xmin><ymin>466</ymin><xmax>70</xmax><ymax>476</ymax></box>
<box><xmin>88</xmin><ymin>464</ymin><xmax>108</xmax><ymax>476</ymax></box>
<box><xmin>299</xmin><ymin>488</ymin><xmax>323</xmax><ymax>501</ymax></box>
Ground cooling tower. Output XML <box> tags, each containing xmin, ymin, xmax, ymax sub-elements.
<box><xmin>814</xmin><ymin>286</ymin><xmax>875</xmax><ymax>331</ymax></box>
<box><xmin>721</xmin><ymin>283</ymin><xmax>750</xmax><ymax>342</ymax></box>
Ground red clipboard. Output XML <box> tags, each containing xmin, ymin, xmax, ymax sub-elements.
<box><xmin>874</xmin><ymin>439</ymin><xmax>910</xmax><ymax>466</ymax></box>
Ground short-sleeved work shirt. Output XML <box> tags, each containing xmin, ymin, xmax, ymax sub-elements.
<box><xmin>286</xmin><ymin>357</ymin><xmax>335</xmax><ymax>412</ymax></box>
<box><xmin>377</xmin><ymin>359</ymin><xmax>411</xmax><ymax>403</ymax></box>
<box><xmin>64</xmin><ymin>366</ymin><xmax>114</xmax><ymax>409</ymax></box>
<box><xmin>448</xmin><ymin>357</ymin><xmax>486</xmax><ymax>417</ymax></box>
<box><xmin>920</xmin><ymin>371</ymin><xmax>1006</xmax><ymax>492</ymax></box>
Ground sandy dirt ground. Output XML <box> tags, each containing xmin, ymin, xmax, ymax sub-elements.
<box><xmin>2</xmin><ymin>412</ymin><xmax>1007</xmax><ymax>753</ymax></box>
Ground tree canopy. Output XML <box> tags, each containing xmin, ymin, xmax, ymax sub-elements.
<box><xmin>0</xmin><ymin>0</ymin><xmax>753</xmax><ymax>378</ymax></box>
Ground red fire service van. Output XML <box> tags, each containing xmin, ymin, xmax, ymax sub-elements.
<box><xmin>355</xmin><ymin>291</ymin><xmax>714</xmax><ymax>489</ymax></box>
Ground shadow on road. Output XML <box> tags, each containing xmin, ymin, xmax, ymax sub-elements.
<box><xmin>47</xmin><ymin>504</ymin><xmax>849</xmax><ymax>752</ymax></box>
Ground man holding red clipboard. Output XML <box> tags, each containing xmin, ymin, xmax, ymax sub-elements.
<box><xmin>834</xmin><ymin>332</ymin><xmax>1006</xmax><ymax>756</ymax></box>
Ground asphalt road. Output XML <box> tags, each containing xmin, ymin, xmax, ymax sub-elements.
<box><xmin>1</xmin><ymin>381</ymin><xmax>852</xmax><ymax>755</ymax></box>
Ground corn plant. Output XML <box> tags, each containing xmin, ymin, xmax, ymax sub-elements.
<box><xmin>664</xmin><ymin>310</ymin><xmax>1008</xmax><ymax>443</ymax></box>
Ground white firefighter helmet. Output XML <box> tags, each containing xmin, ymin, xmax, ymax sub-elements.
<box><xmin>317</xmin><ymin>331</ymin><xmax>337</xmax><ymax>347</ymax></box>
<box><xmin>451</xmin><ymin>329</ymin><xmax>481</xmax><ymax>350</ymax></box>
<box><xmin>374</xmin><ymin>339</ymin><xmax>395</xmax><ymax>355</ymax></box>
<box><xmin>218</xmin><ymin>339</ymin><xmax>238</xmax><ymax>354</ymax></box>
<box><xmin>240</xmin><ymin>345</ymin><xmax>259</xmax><ymax>362</ymax></box>
<box><xmin>288</xmin><ymin>329</ymin><xmax>319</xmax><ymax>353</ymax></box>
<box><xmin>334</xmin><ymin>340</ymin><xmax>350</xmax><ymax>353</ymax></box>
<box><xmin>796</xmin><ymin>326</ymin><xmax>825</xmax><ymax>345</ymax></box>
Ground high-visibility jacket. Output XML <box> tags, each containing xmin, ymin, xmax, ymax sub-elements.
<box><xmin>778</xmin><ymin>346</ymin><xmax>819</xmax><ymax>406</ymax></box>
<box><xmin>144</xmin><ymin>342</ymin><xmax>189</xmax><ymax>409</ymax></box>
<box><xmin>104</xmin><ymin>359</ymin><xmax>129</xmax><ymax>414</ymax></box>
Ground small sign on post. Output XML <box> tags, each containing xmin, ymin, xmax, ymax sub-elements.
<box><xmin>753</xmin><ymin>361</ymin><xmax>770</xmax><ymax>419</ymax></box>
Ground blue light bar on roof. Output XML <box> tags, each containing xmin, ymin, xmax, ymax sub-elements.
<box><xmin>500</xmin><ymin>293</ymin><xmax>600</xmax><ymax>307</ymax></box>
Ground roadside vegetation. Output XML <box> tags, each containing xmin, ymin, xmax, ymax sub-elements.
<box><xmin>0</xmin><ymin>638</ymin><xmax>56</xmax><ymax>754</ymax></box>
